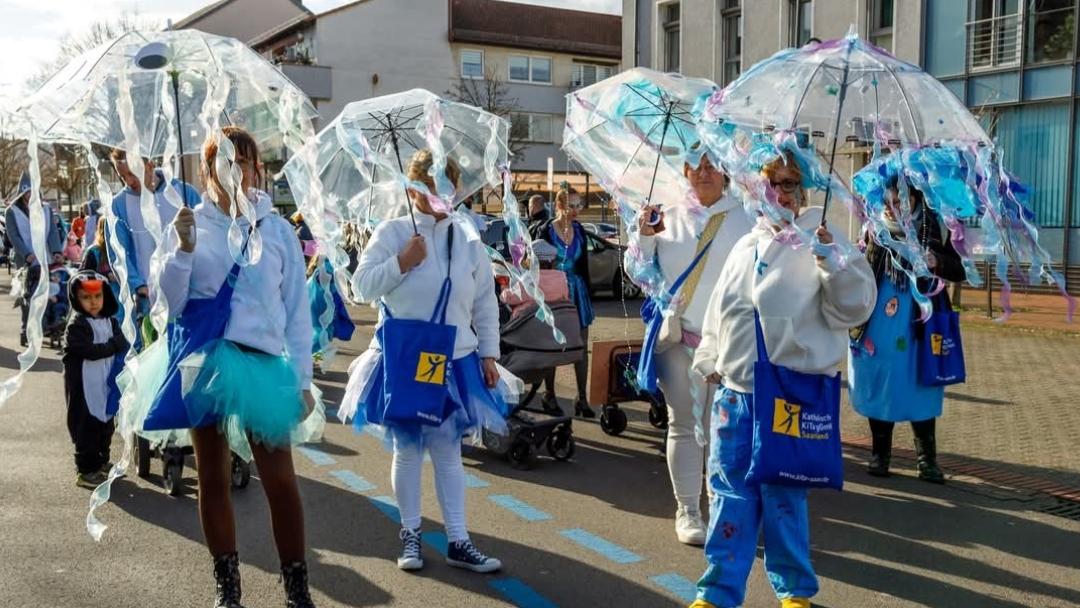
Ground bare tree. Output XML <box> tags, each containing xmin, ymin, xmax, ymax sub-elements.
<box><xmin>26</xmin><ymin>12</ymin><xmax>162</xmax><ymax>90</ymax></box>
<box><xmin>446</xmin><ymin>64</ymin><xmax>528</xmax><ymax>159</ymax></box>
<box><xmin>0</xmin><ymin>116</ymin><xmax>28</xmax><ymax>200</ymax></box>
<box><xmin>42</xmin><ymin>145</ymin><xmax>93</xmax><ymax>218</ymax></box>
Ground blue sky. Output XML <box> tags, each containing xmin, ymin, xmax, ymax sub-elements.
<box><xmin>0</xmin><ymin>0</ymin><xmax>621</xmax><ymax>99</ymax></box>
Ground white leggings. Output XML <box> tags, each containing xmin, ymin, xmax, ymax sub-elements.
<box><xmin>657</xmin><ymin>344</ymin><xmax>712</xmax><ymax>509</ymax></box>
<box><xmin>391</xmin><ymin>428</ymin><xmax>469</xmax><ymax>542</ymax></box>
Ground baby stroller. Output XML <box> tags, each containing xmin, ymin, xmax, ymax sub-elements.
<box><xmin>483</xmin><ymin>300</ymin><xmax>583</xmax><ymax>469</ymax></box>
<box><xmin>43</xmin><ymin>265</ymin><xmax>74</xmax><ymax>349</ymax></box>
<box><xmin>588</xmin><ymin>340</ymin><xmax>668</xmax><ymax>437</ymax></box>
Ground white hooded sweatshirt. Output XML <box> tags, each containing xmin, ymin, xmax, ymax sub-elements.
<box><xmin>156</xmin><ymin>192</ymin><xmax>313</xmax><ymax>389</ymax></box>
<box><xmin>353</xmin><ymin>212</ymin><xmax>500</xmax><ymax>360</ymax></box>
<box><xmin>692</xmin><ymin>207</ymin><xmax>877</xmax><ymax>393</ymax></box>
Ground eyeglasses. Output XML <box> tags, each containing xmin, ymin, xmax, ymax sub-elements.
<box><xmin>769</xmin><ymin>179</ymin><xmax>801</xmax><ymax>194</ymax></box>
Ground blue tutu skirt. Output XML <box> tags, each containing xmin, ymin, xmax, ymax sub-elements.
<box><xmin>121</xmin><ymin>336</ymin><xmax>326</xmax><ymax>461</ymax></box>
<box><xmin>342</xmin><ymin>350</ymin><xmax>518</xmax><ymax>449</ymax></box>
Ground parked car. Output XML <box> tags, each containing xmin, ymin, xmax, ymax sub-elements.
<box><xmin>582</xmin><ymin>222</ymin><xmax>618</xmax><ymax>240</ymax></box>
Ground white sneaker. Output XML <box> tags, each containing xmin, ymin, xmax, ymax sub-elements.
<box><xmin>676</xmin><ymin>505</ymin><xmax>706</xmax><ymax>546</ymax></box>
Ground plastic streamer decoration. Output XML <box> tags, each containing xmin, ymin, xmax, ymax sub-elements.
<box><xmin>282</xmin><ymin>88</ymin><xmax>564</xmax><ymax>343</ymax></box>
<box><xmin>7</xmin><ymin>29</ymin><xmax>319</xmax><ymax>540</ymax></box>
<box><xmin>699</xmin><ymin>26</ymin><xmax>1073</xmax><ymax>320</ymax></box>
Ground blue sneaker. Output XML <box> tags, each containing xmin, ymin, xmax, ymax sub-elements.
<box><xmin>446</xmin><ymin>539</ymin><xmax>501</xmax><ymax>573</ymax></box>
<box><xmin>397</xmin><ymin>528</ymin><xmax>423</xmax><ymax>571</ymax></box>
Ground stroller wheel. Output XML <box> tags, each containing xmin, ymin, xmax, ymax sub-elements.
<box><xmin>134</xmin><ymin>436</ymin><xmax>152</xmax><ymax>478</ymax></box>
<box><xmin>546</xmin><ymin>424</ymin><xmax>575</xmax><ymax>462</ymax></box>
<box><xmin>599</xmin><ymin>405</ymin><xmax>628</xmax><ymax>436</ymax></box>
<box><xmin>648</xmin><ymin>405</ymin><xmax>669</xmax><ymax>430</ymax></box>
<box><xmin>162</xmin><ymin>457</ymin><xmax>184</xmax><ymax>497</ymax></box>
<box><xmin>507</xmin><ymin>438</ymin><xmax>536</xmax><ymax>470</ymax></box>
<box><xmin>230</xmin><ymin>454</ymin><xmax>251</xmax><ymax>489</ymax></box>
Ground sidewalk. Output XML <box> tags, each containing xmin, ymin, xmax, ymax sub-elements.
<box><xmin>957</xmin><ymin>288</ymin><xmax>1078</xmax><ymax>335</ymax></box>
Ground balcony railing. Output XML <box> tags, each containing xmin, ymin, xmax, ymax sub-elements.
<box><xmin>967</xmin><ymin>14</ymin><xmax>1023</xmax><ymax>71</ymax></box>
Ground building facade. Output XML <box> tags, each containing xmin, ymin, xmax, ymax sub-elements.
<box><xmin>624</xmin><ymin>0</ymin><xmax>1080</xmax><ymax>273</ymax></box>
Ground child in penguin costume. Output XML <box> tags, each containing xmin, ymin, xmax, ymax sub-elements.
<box><xmin>62</xmin><ymin>270</ymin><xmax>129</xmax><ymax>489</ymax></box>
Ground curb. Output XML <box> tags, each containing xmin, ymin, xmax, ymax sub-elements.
<box><xmin>842</xmin><ymin>436</ymin><xmax>1080</xmax><ymax>504</ymax></box>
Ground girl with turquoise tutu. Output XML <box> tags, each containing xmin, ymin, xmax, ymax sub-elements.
<box><xmin>848</xmin><ymin>178</ymin><xmax>965</xmax><ymax>484</ymax></box>
<box><xmin>126</xmin><ymin>127</ymin><xmax>318</xmax><ymax>608</ymax></box>
<box><xmin>343</xmin><ymin>149</ymin><xmax>508</xmax><ymax>575</ymax></box>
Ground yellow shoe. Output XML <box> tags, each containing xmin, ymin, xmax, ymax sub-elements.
<box><xmin>687</xmin><ymin>600</ymin><xmax>716</xmax><ymax>608</ymax></box>
<box><xmin>781</xmin><ymin>599</ymin><xmax>811</xmax><ymax>608</ymax></box>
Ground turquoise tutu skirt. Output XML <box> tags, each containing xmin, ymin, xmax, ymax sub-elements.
<box><xmin>120</xmin><ymin>336</ymin><xmax>325</xmax><ymax>462</ymax></box>
<box><xmin>340</xmin><ymin>349</ymin><xmax>521</xmax><ymax>449</ymax></box>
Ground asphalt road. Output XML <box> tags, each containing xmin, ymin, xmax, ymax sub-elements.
<box><xmin>0</xmin><ymin>291</ymin><xmax>1077</xmax><ymax>608</ymax></box>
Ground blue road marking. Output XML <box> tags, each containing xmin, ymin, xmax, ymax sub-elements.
<box><xmin>329</xmin><ymin>470</ymin><xmax>376</xmax><ymax>493</ymax></box>
<box><xmin>422</xmin><ymin>531</ymin><xmax>448</xmax><ymax>556</ymax></box>
<box><xmin>368</xmin><ymin>495</ymin><xmax>401</xmax><ymax>523</ymax></box>
<box><xmin>489</xmin><ymin>578</ymin><xmax>559</xmax><ymax>608</ymax></box>
<box><xmin>296</xmin><ymin>446</ymin><xmax>336</xmax><ymax>466</ymax></box>
<box><xmin>489</xmin><ymin>495</ymin><xmax>553</xmax><ymax>522</ymax></box>
<box><xmin>559</xmin><ymin>529</ymin><xmax>643</xmax><ymax>564</ymax></box>
<box><xmin>650</xmin><ymin>573</ymin><xmax>698</xmax><ymax>603</ymax></box>
<box><xmin>464</xmin><ymin>472</ymin><xmax>490</xmax><ymax>488</ymax></box>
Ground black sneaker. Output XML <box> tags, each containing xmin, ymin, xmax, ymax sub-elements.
<box><xmin>446</xmin><ymin>539</ymin><xmax>501</xmax><ymax>573</ymax></box>
<box><xmin>397</xmin><ymin>528</ymin><xmax>423</xmax><ymax>571</ymax></box>
<box><xmin>75</xmin><ymin>471</ymin><xmax>108</xmax><ymax>489</ymax></box>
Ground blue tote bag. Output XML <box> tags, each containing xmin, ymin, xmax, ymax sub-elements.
<box><xmin>376</xmin><ymin>227</ymin><xmax>457</xmax><ymax>427</ymax></box>
<box><xmin>746</xmin><ymin>311</ymin><xmax>844</xmax><ymax>490</ymax></box>
<box><xmin>636</xmin><ymin>237</ymin><xmax>714</xmax><ymax>394</ymax></box>
<box><xmin>917</xmin><ymin>304</ymin><xmax>966</xmax><ymax>387</ymax></box>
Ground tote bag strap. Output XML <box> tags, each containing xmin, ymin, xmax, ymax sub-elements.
<box><xmin>753</xmin><ymin>309</ymin><xmax>770</xmax><ymax>364</ymax></box>
<box><xmin>666</xmin><ymin>235</ymin><xmax>715</xmax><ymax>297</ymax></box>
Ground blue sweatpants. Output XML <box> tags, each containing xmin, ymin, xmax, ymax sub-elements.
<box><xmin>696</xmin><ymin>387</ymin><xmax>819</xmax><ymax>607</ymax></box>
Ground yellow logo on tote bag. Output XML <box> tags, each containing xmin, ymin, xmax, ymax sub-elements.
<box><xmin>930</xmin><ymin>333</ymin><xmax>943</xmax><ymax>355</ymax></box>
<box><xmin>415</xmin><ymin>352</ymin><xmax>448</xmax><ymax>385</ymax></box>
<box><xmin>773</xmin><ymin>399</ymin><xmax>802</xmax><ymax>438</ymax></box>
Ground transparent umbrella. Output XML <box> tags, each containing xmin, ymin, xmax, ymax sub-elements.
<box><xmin>283</xmin><ymin>88</ymin><xmax>509</xmax><ymax>235</ymax></box>
<box><xmin>563</xmin><ymin>67</ymin><xmax>717</xmax><ymax>212</ymax></box>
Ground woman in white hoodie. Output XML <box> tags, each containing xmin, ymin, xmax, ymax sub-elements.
<box><xmin>348</xmin><ymin>149</ymin><xmax>506</xmax><ymax>575</ymax></box>
<box><xmin>688</xmin><ymin>150</ymin><xmax>876</xmax><ymax>608</ymax></box>
<box><xmin>628</xmin><ymin>155</ymin><xmax>754</xmax><ymax>546</ymax></box>
<box><xmin>136</xmin><ymin>127</ymin><xmax>317</xmax><ymax>608</ymax></box>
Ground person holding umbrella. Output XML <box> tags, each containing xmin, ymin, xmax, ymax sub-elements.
<box><xmin>349</xmin><ymin>148</ymin><xmax>506</xmax><ymax>575</ymax></box>
<box><xmin>689</xmin><ymin>150</ymin><xmax>876</xmax><ymax>608</ymax></box>
<box><xmin>531</xmin><ymin>187</ymin><xmax>595</xmax><ymax>418</ymax></box>
<box><xmin>848</xmin><ymin>175</ymin><xmax>965</xmax><ymax>483</ymax></box>
<box><xmin>5</xmin><ymin>172</ymin><xmax>64</xmax><ymax>346</ymax></box>
<box><xmin>132</xmin><ymin>126</ymin><xmax>318</xmax><ymax>607</ymax></box>
<box><xmin>631</xmin><ymin>154</ymin><xmax>754</xmax><ymax>546</ymax></box>
<box><xmin>107</xmin><ymin>149</ymin><xmax>199</xmax><ymax>345</ymax></box>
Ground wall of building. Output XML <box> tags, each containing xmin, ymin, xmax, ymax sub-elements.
<box><xmin>313</xmin><ymin>0</ymin><xmax>456</xmax><ymax>127</ymax></box>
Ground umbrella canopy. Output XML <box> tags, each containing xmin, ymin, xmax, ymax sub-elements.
<box><xmin>14</xmin><ymin>29</ymin><xmax>316</xmax><ymax>158</ymax></box>
<box><xmin>563</xmin><ymin>67</ymin><xmax>717</xmax><ymax>211</ymax></box>
<box><xmin>705</xmin><ymin>27</ymin><xmax>987</xmax><ymax>149</ymax></box>
<box><xmin>283</xmin><ymin>89</ymin><xmax>509</xmax><ymax>231</ymax></box>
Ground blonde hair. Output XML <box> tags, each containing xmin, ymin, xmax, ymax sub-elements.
<box><xmin>761</xmin><ymin>150</ymin><xmax>802</xmax><ymax>183</ymax></box>
<box><xmin>406</xmin><ymin>149</ymin><xmax>460</xmax><ymax>189</ymax></box>
<box><xmin>94</xmin><ymin>216</ymin><xmax>107</xmax><ymax>250</ymax></box>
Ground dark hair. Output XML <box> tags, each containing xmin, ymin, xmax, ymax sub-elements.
<box><xmin>201</xmin><ymin>126</ymin><xmax>263</xmax><ymax>200</ymax></box>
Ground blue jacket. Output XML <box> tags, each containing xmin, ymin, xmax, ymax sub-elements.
<box><xmin>4</xmin><ymin>201</ymin><xmax>64</xmax><ymax>268</ymax></box>
<box><xmin>106</xmin><ymin>170</ymin><xmax>199</xmax><ymax>292</ymax></box>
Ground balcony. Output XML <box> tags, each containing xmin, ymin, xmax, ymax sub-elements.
<box><xmin>967</xmin><ymin>14</ymin><xmax>1023</xmax><ymax>71</ymax></box>
<box><xmin>279</xmin><ymin>63</ymin><xmax>332</xmax><ymax>101</ymax></box>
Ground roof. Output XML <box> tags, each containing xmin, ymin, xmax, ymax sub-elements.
<box><xmin>248</xmin><ymin>12</ymin><xmax>316</xmax><ymax>48</ymax></box>
<box><xmin>174</xmin><ymin>0</ymin><xmax>311</xmax><ymax>30</ymax></box>
<box><xmin>449</xmin><ymin>0</ymin><xmax>621</xmax><ymax>60</ymax></box>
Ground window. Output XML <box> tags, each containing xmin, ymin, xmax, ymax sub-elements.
<box><xmin>662</xmin><ymin>2</ymin><xmax>681</xmax><ymax>72</ymax></box>
<box><xmin>1026</xmin><ymin>0</ymin><xmax>1076</xmax><ymax>63</ymax></box>
<box><xmin>572</xmin><ymin>62</ymin><xmax>616</xmax><ymax>87</ymax></box>
<box><xmin>510</xmin><ymin>112</ymin><xmax>556</xmax><ymax>142</ymax></box>
<box><xmin>722</xmin><ymin>1</ymin><xmax>742</xmax><ymax>85</ymax></box>
<box><xmin>461</xmin><ymin>49</ymin><xmax>484</xmax><ymax>78</ymax></box>
<box><xmin>791</xmin><ymin>0</ymin><xmax>813</xmax><ymax>47</ymax></box>
<box><xmin>869</xmin><ymin>0</ymin><xmax>894</xmax><ymax>51</ymax></box>
<box><xmin>509</xmin><ymin>55</ymin><xmax>553</xmax><ymax>84</ymax></box>
<box><xmin>968</xmin><ymin>0</ymin><xmax>1022</xmax><ymax>69</ymax></box>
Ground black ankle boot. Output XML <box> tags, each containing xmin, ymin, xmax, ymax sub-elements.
<box><xmin>913</xmin><ymin>433</ymin><xmax>945</xmax><ymax>484</ymax></box>
<box><xmin>281</xmin><ymin>560</ymin><xmax>315</xmax><ymax>608</ymax></box>
<box><xmin>867</xmin><ymin>429</ymin><xmax>893</xmax><ymax>477</ymax></box>
<box><xmin>212</xmin><ymin>552</ymin><xmax>245</xmax><ymax>608</ymax></box>
<box><xmin>574</xmin><ymin>399</ymin><xmax>595</xmax><ymax>418</ymax></box>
